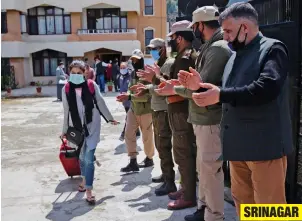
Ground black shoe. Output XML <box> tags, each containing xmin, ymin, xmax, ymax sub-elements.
<box><xmin>138</xmin><ymin>157</ymin><xmax>154</xmax><ymax>168</ymax></box>
<box><xmin>152</xmin><ymin>174</ymin><xmax>164</xmax><ymax>183</ymax></box>
<box><xmin>155</xmin><ymin>182</ymin><xmax>177</xmax><ymax>196</ymax></box>
<box><xmin>184</xmin><ymin>206</ymin><xmax>206</xmax><ymax>221</ymax></box>
<box><xmin>120</xmin><ymin>158</ymin><xmax>139</xmax><ymax>172</ymax></box>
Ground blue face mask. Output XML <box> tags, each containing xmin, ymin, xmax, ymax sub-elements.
<box><xmin>69</xmin><ymin>73</ymin><xmax>85</xmax><ymax>85</ymax></box>
<box><xmin>150</xmin><ymin>49</ymin><xmax>160</xmax><ymax>61</ymax></box>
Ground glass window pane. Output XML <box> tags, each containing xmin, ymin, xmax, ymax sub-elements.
<box><xmin>145</xmin><ymin>30</ymin><xmax>154</xmax><ymax>38</ymax></box>
<box><xmin>104</xmin><ymin>17</ymin><xmax>111</xmax><ymax>29</ymax></box>
<box><xmin>34</xmin><ymin>59</ymin><xmax>41</xmax><ymax>76</ymax></box>
<box><xmin>145</xmin><ymin>0</ymin><xmax>153</xmax><ymax>6</ymax></box>
<box><xmin>46</xmin><ymin>16</ymin><xmax>55</xmax><ymax>34</ymax></box>
<box><xmin>95</xmin><ymin>9</ymin><xmax>101</xmax><ymax>18</ymax></box>
<box><xmin>64</xmin><ymin>16</ymin><xmax>71</xmax><ymax>33</ymax></box>
<box><xmin>145</xmin><ymin>7</ymin><xmax>153</xmax><ymax>15</ymax></box>
<box><xmin>28</xmin><ymin>8</ymin><xmax>37</xmax><ymax>16</ymax></box>
<box><xmin>111</xmin><ymin>9</ymin><xmax>119</xmax><ymax>16</ymax></box>
<box><xmin>37</xmin><ymin>7</ymin><xmax>45</xmax><ymax>15</ymax></box>
<box><xmin>20</xmin><ymin>15</ymin><xmax>27</xmax><ymax>33</ymax></box>
<box><xmin>38</xmin><ymin>17</ymin><xmax>46</xmax><ymax>34</ymax></box>
<box><xmin>87</xmin><ymin>9</ymin><xmax>95</xmax><ymax>17</ymax></box>
<box><xmin>103</xmin><ymin>9</ymin><xmax>112</xmax><ymax>16</ymax></box>
<box><xmin>121</xmin><ymin>18</ymin><xmax>127</xmax><ymax>29</ymax></box>
<box><xmin>46</xmin><ymin>8</ymin><xmax>53</xmax><ymax>15</ymax></box>
<box><xmin>29</xmin><ymin>17</ymin><xmax>38</xmax><ymax>34</ymax></box>
<box><xmin>112</xmin><ymin>17</ymin><xmax>119</xmax><ymax>29</ymax></box>
<box><xmin>55</xmin><ymin>8</ymin><xmax>63</xmax><ymax>15</ymax></box>
<box><xmin>55</xmin><ymin>16</ymin><xmax>63</xmax><ymax>34</ymax></box>
<box><xmin>88</xmin><ymin>18</ymin><xmax>96</xmax><ymax>29</ymax></box>
<box><xmin>2</xmin><ymin>12</ymin><xmax>7</xmax><ymax>33</ymax></box>
<box><xmin>50</xmin><ymin>58</ymin><xmax>58</xmax><ymax>76</ymax></box>
<box><xmin>43</xmin><ymin>58</ymin><xmax>50</xmax><ymax>76</ymax></box>
<box><xmin>96</xmin><ymin>18</ymin><xmax>104</xmax><ymax>29</ymax></box>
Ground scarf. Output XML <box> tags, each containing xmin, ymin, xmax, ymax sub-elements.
<box><xmin>67</xmin><ymin>81</ymin><xmax>94</xmax><ymax>133</ymax></box>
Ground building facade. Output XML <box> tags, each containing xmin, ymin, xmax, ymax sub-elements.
<box><xmin>1</xmin><ymin>0</ymin><xmax>167</xmax><ymax>88</ymax></box>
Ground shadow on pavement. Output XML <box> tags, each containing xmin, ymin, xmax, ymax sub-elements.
<box><xmin>114</xmin><ymin>143</ymin><xmax>142</xmax><ymax>155</ymax></box>
<box><xmin>110</xmin><ymin>167</ymin><xmax>153</xmax><ymax>192</ymax></box>
<box><xmin>46</xmin><ymin>178</ymin><xmax>115</xmax><ymax>221</ymax></box>
<box><xmin>125</xmin><ymin>184</ymin><xmax>171</xmax><ymax>212</ymax></box>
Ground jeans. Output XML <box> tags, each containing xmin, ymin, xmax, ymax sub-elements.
<box><xmin>79</xmin><ymin>144</ymin><xmax>96</xmax><ymax>190</ymax></box>
<box><xmin>98</xmin><ymin>75</ymin><xmax>105</xmax><ymax>92</ymax></box>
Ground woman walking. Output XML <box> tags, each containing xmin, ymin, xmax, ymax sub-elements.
<box><xmin>61</xmin><ymin>60</ymin><xmax>118</xmax><ymax>205</ymax></box>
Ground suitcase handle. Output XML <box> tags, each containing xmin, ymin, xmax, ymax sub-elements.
<box><xmin>60</xmin><ymin>137</ymin><xmax>76</xmax><ymax>151</ymax></box>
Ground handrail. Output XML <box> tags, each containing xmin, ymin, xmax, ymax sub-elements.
<box><xmin>77</xmin><ymin>28</ymin><xmax>136</xmax><ymax>34</ymax></box>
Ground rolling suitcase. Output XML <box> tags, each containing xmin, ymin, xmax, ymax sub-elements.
<box><xmin>59</xmin><ymin>138</ymin><xmax>81</xmax><ymax>178</ymax></box>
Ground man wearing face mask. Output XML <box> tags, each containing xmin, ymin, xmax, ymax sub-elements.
<box><xmin>135</xmin><ymin>38</ymin><xmax>176</xmax><ymax>195</ymax></box>
<box><xmin>153</xmin><ymin>20</ymin><xmax>198</xmax><ymax>210</ymax></box>
<box><xmin>187</xmin><ymin>2</ymin><xmax>293</xmax><ymax>218</ymax></box>
<box><xmin>117</xmin><ymin>49</ymin><xmax>155</xmax><ymax>172</ymax></box>
<box><xmin>118</xmin><ymin>62</ymin><xmax>141</xmax><ymax>141</ymax></box>
<box><xmin>171</xmin><ymin>6</ymin><xmax>232</xmax><ymax>221</ymax></box>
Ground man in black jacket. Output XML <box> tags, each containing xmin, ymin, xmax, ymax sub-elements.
<box><xmin>190</xmin><ymin>2</ymin><xmax>293</xmax><ymax>217</ymax></box>
<box><xmin>94</xmin><ymin>56</ymin><xmax>108</xmax><ymax>93</ymax></box>
<box><xmin>112</xmin><ymin>58</ymin><xmax>120</xmax><ymax>92</ymax></box>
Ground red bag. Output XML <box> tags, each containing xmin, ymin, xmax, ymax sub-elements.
<box><xmin>59</xmin><ymin>138</ymin><xmax>81</xmax><ymax>178</ymax></box>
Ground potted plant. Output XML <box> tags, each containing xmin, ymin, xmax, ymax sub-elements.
<box><xmin>107</xmin><ymin>81</ymin><xmax>113</xmax><ymax>92</ymax></box>
<box><xmin>30</xmin><ymin>81</ymin><xmax>36</xmax><ymax>86</ymax></box>
<box><xmin>36</xmin><ymin>81</ymin><xmax>42</xmax><ymax>94</ymax></box>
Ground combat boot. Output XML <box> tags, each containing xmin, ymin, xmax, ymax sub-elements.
<box><xmin>120</xmin><ymin>158</ymin><xmax>140</xmax><ymax>172</ymax></box>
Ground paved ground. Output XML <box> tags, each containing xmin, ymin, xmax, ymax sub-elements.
<box><xmin>1</xmin><ymin>94</ymin><xmax>237</xmax><ymax>221</ymax></box>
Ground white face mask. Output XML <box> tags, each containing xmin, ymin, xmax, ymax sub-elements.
<box><xmin>61</xmin><ymin>65</ymin><xmax>64</xmax><ymax>69</ymax></box>
<box><xmin>120</xmin><ymin>69</ymin><xmax>128</xmax><ymax>75</ymax></box>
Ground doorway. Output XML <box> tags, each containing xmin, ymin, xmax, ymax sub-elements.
<box><xmin>101</xmin><ymin>54</ymin><xmax>121</xmax><ymax>64</ymax></box>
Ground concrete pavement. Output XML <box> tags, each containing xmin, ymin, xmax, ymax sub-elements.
<box><xmin>1</xmin><ymin>95</ymin><xmax>237</xmax><ymax>221</ymax></box>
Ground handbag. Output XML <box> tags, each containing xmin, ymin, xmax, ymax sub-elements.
<box><xmin>66</xmin><ymin>126</ymin><xmax>84</xmax><ymax>147</ymax></box>
<box><xmin>65</xmin><ymin>112</ymin><xmax>85</xmax><ymax>147</ymax></box>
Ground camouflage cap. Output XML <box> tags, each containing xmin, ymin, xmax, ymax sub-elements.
<box><xmin>188</xmin><ymin>6</ymin><xmax>220</xmax><ymax>28</ymax></box>
<box><xmin>147</xmin><ymin>38</ymin><xmax>165</xmax><ymax>48</ymax></box>
<box><xmin>167</xmin><ymin>20</ymin><xmax>192</xmax><ymax>37</ymax></box>
<box><xmin>130</xmin><ymin>49</ymin><xmax>144</xmax><ymax>60</ymax></box>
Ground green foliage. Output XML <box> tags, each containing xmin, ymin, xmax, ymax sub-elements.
<box><xmin>107</xmin><ymin>81</ymin><xmax>114</xmax><ymax>86</ymax></box>
<box><xmin>167</xmin><ymin>0</ymin><xmax>177</xmax><ymax>15</ymax></box>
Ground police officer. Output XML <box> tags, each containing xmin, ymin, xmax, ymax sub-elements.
<box><xmin>155</xmin><ymin>20</ymin><xmax>197</xmax><ymax>210</ymax></box>
<box><xmin>176</xmin><ymin>6</ymin><xmax>232</xmax><ymax>221</ymax></box>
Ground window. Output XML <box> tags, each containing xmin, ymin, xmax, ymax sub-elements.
<box><xmin>27</xmin><ymin>7</ymin><xmax>71</xmax><ymax>35</ymax></box>
<box><xmin>32</xmin><ymin>49</ymin><xmax>72</xmax><ymax>76</ymax></box>
<box><xmin>145</xmin><ymin>0</ymin><xmax>154</xmax><ymax>15</ymax></box>
<box><xmin>87</xmin><ymin>8</ymin><xmax>127</xmax><ymax>31</ymax></box>
<box><xmin>2</xmin><ymin>12</ymin><xmax>7</xmax><ymax>33</ymax></box>
<box><xmin>145</xmin><ymin>29</ymin><xmax>154</xmax><ymax>54</ymax></box>
<box><xmin>20</xmin><ymin>14</ymin><xmax>27</xmax><ymax>33</ymax></box>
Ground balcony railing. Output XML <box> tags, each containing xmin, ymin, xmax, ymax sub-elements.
<box><xmin>77</xmin><ymin>29</ymin><xmax>136</xmax><ymax>35</ymax></box>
